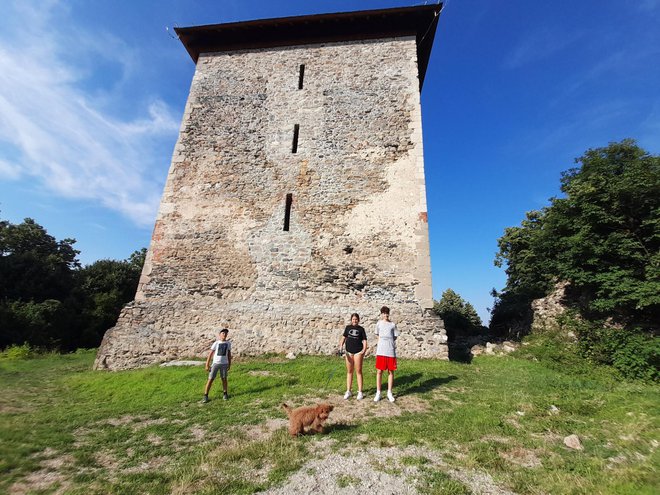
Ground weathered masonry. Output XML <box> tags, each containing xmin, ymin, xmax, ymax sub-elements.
<box><xmin>95</xmin><ymin>4</ymin><xmax>447</xmax><ymax>370</ymax></box>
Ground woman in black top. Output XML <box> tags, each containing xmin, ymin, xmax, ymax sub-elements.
<box><xmin>339</xmin><ymin>313</ymin><xmax>368</xmax><ymax>400</ymax></box>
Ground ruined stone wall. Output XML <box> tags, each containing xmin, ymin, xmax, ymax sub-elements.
<box><xmin>95</xmin><ymin>36</ymin><xmax>447</xmax><ymax>370</ymax></box>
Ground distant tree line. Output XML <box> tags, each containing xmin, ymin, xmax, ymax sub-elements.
<box><xmin>490</xmin><ymin>139</ymin><xmax>659</xmax><ymax>379</ymax></box>
<box><xmin>0</xmin><ymin>217</ymin><xmax>144</xmax><ymax>351</ymax></box>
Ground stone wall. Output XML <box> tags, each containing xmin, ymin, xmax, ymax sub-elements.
<box><xmin>530</xmin><ymin>281</ymin><xmax>570</xmax><ymax>333</ymax></box>
<box><xmin>95</xmin><ymin>36</ymin><xmax>447</xmax><ymax>370</ymax></box>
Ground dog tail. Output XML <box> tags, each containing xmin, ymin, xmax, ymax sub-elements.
<box><xmin>282</xmin><ymin>403</ymin><xmax>292</xmax><ymax>416</ymax></box>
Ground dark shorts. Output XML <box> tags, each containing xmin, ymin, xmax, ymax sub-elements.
<box><xmin>209</xmin><ymin>363</ymin><xmax>229</xmax><ymax>380</ymax></box>
<box><xmin>376</xmin><ymin>355</ymin><xmax>397</xmax><ymax>371</ymax></box>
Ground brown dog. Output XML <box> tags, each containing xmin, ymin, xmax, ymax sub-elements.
<box><xmin>282</xmin><ymin>403</ymin><xmax>334</xmax><ymax>437</ymax></box>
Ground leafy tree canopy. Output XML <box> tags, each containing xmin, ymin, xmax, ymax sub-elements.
<box><xmin>0</xmin><ymin>216</ymin><xmax>145</xmax><ymax>350</ymax></box>
<box><xmin>493</xmin><ymin>139</ymin><xmax>660</xmax><ymax>326</ymax></box>
<box><xmin>0</xmin><ymin>218</ymin><xmax>80</xmax><ymax>302</ymax></box>
<box><xmin>434</xmin><ymin>288</ymin><xmax>482</xmax><ymax>335</ymax></box>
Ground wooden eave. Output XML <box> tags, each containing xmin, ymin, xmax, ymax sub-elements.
<box><xmin>174</xmin><ymin>4</ymin><xmax>442</xmax><ymax>90</ymax></box>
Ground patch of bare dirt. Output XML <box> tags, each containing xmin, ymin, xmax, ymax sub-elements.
<box><xmin>256</xmin><ymin>444</ymin><xmax>519</xmax><ymax>495</ymax></box>
<box><xmin>99</xmin><ymin>415</ymin><xmax>168</xmax><ymax>430</ymax></box>
<box><xmin>530</xmin><ymin>431</ymin><xmax>563</xmax><ymax>443</ymax></box>
<box><xmin>95</xmin><ymin>451</ymin><xmax>120</xmax><ymax>470</ymax></box>
<box><xmin>0</xmin><ymin>403</ymin><xmax>29</xmax><ymax>414</ymax></box>
<box><xmin>41</xmin><ymin>455</ymin><xmax>74</xmax><ymax>470</ymax></box>
<box><xmin>9</xmin><ymin>451</ymin><xmax>74</xmax><ymax>495</ymax></box>
<box><xmin>188</xmin><ymin>424</ymin><xmax>208</xmax><ymax>440</ymax></box>
<box><xmin>500</xmin><ymin>447</ymin><xmax>542</xmax><ymax>468</ymax></box>
<box><xmin>432</xmin><ymin>391</ymin><xmax>464</xmax><ymax>406</ymax></box>
<box><xmin>102</xmin><ymin>414</ymin><xmax>138</xmax><ymax>427</ymax></box>
<box><xmin>504</xmin><ymin>415</ymin><xmax>523</xmax><ymax>429</ymax></box>
<box><xmin>9</xmin><ymin>470</ymin><xmax>69</xmax><ymax>495</ymax></box>
<box><xmin>441</xmin><ymin>441</ymin><xmax>469</xmax><ymax>461</ymax></box>
<box><xmin>248</xmin><ymin>370</ymin><xmax>284</xmax><ymax>377</ymax></box>
<box><xmin>147</xmin><ymin>433</ymin><xmax>164</xmax><ymax>445</ymax></box>
<box><xmin>287</xmin><ymin>393</ymin><xmax>431</xmax><ymax>429</ymax></box>
<box><xmin>606</xmin><ymin>454</ymin><xmax>628</xmax><ymax>469</ymax></box>
<box><xmin>244</xmin><ymin>418</ymin><xmax>289</xmax><ymax>442</ymax></box>
<box><xmin>123</xmin><ymin>456</ymin><xmax>169</xmax><ymax>474</ymax></box>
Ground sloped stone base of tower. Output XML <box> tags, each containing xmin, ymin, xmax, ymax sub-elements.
<box><xmin>94</xmin><ymin>298</ymin><xmax>447</xmax><ymax>370</ymax></box>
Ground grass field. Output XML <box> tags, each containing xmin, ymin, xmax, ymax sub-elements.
<box><xmin>0</xmin><ymin>347</ymin><xmax>658</xmax><ymax>494</ymax></box>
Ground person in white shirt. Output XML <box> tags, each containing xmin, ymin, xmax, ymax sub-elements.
<box><xmin>203</xmin><ymin>328</ymin><xmax>232</xmax><ymax>403</ymax></box>
<box><xmin>374</xmin><ymin>306</ymin><xmax>398</xmax><ymax>402</ymax></box>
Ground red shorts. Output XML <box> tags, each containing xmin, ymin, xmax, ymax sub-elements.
<box><xmin>376</xmin><ymin>355</ymin><xmax>397</xmax><ymax>371</ymax></box>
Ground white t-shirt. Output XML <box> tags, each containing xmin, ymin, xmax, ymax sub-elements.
<box><xmin>375</xmin><ymin>320</ymin><xmax>398</xmax><ymax>357</ymax></box>
<box><xmin>210</xmin><ymin>340</ymin><xmax>231</xmax><ymax>365</ymax></box>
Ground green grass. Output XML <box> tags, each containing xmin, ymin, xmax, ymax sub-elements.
<box><xmin>1</xmin><ymin>349</ymin><xmax>658</xmax><ymax>494</ymax></box>
<box><xmin>336</xmin><ymin>474</ymin><xmax>360</xmax><ymax>488</ymax></box>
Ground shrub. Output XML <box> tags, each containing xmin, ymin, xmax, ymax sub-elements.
<box><xmin>575</xmin><ymin>319</ymin><xmax>659</xmax><ymax>381</ymax></box>
<box><xmin>515</xmin><ymin>327</ymin><xmax>588</xmax><ymax>374</ymax></box>
<box><xmin>0</xmin><ymin>343</ymin><xmax>35</xmax><ymax>360</ymax></box>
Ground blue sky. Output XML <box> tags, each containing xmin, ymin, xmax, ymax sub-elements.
<box><xmin>1</xmin><ymin>0</ymin><xmax>658</xmax><ymax>323</ymax></box>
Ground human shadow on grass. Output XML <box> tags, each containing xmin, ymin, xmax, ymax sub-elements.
<box><xmin>396</xmin><ymin>373</ymin><xmax>458</xmax><ymax>395</ymax></box>
<box><xmin>324</xmin><ymin>422</ymin><xmax>358</xmax><ymax>434</ymax></box>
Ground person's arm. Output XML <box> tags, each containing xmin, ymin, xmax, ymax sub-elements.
<box><xmin>360</xmin><ymin>327</ymin><xmax>367</xmax><ymax>354</ymax></box>
<box><xmin>205</xmin><ymin>349</ymin><xmax>214</xmax><ymax>371</ymax></box>
<box><xmin>339</xmin><ymin>327</ymin><xmax>349</xmax><ymax>353</ymax></box>
<box><xmin>227</xmin><ymin>350</ymin><xmax>232</xmax><ymax>370</ymax></box>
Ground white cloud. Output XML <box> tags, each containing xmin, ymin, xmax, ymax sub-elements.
<box><xmin>0</xmin><ymin>158</ymin><xmax>22</xmax><ymax>180</ymax></box>
<box><xmin>504</xmin><ymin>28</ymin><xmax>581</xmax><ymax>69</ymax></box>
<box><xmin>0</xmin><ymin>0</ymin><xmax>179</xmax><ymax>227</ymax></box>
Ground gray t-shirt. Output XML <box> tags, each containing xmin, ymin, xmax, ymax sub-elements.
<box><xmin>375</xmin><ymin>320</ymin><xmax>398</xmax><ymax>357</ymax></box>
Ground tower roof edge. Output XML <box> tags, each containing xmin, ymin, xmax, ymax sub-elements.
<box><xmin>174</xmin><ymin>4</ymin><xmax>443</xmax><ymax>89</ymax></box>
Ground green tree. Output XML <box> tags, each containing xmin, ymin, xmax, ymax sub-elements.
<box><xmin>0</xmin><ymin>218</ymin><xmax>79</xmax><ymax>302</ymax></box>
<box><xmin>434</xmin><ymin>288</ymin><xmax>482</xmax><ymax>340</ymax></box>
<box><xmin>0</xmin><ymin>218</ymin><xmax>80</xmax><ymax>348</ymax></box>
<box><xmin>0</xmin><ymin>215</ymin><xmax>145</xmax><ymax>350</ymax></box>
<box><xmin>492</xmin><ymin>140</ymin><xmax>659</xmax><ymax>379</ymax></box>
<box><xmin>493</xmin><ymin>139</ymin><xmax>659</xmax><ymax>326</ymax></box>
<box><xmin>75</xmin><ymin>248</ymin><xmax>145</xmax><ymax>346</ymax></box>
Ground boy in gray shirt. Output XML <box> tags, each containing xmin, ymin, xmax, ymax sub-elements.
<box><xmin>374</xmin><ymin>306</ymin><xmax>398</xmax><ymax>402</ymax></box>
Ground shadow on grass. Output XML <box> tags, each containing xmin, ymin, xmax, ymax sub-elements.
<box><xmin>325</xmin><ymin>422</ymin><xmax>358</xmax><ymax>434</ymax></box>
<box><xmin>448</xmin><ymin>344</ymin><xmax>473</xmax><ymax>363</ymax></box>
<box><xmin>397</xmin><ymin>373</ymin><xmax>458</xmax><ymax>395</ymax></box>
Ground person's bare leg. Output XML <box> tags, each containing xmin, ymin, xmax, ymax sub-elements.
<box><xmin>345</xmin><ymin>354</ymin><xmax>354</xmax><ymax>392</ymax></box>
<box><xmin>355</xmin><ymin>353</ymin><xmax>364</xmax><ymax>392</ymax></box>
<box><xmin>376</xmin><ymin>369</ymin><xmax>383</xmax><ymax>393</ymax></box>
<box><xmin>204</xmin><ymin>379</ymin><xmax>214</xmax><ymax>396</ymax></box>
<box><xmin>387</xmin><ymin>370</ymin><xmax>394</xmax><ymax>393</ymax></box>
<box><xmin>221</xmin><ymin>377</ymin><xmax>228</xmax><ymax>394</ymax></box>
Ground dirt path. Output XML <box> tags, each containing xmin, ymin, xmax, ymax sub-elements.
<box><xmin>258</xmin><ymin>441</ymin><xmax>517</xmax><ymax>495</ymax></box>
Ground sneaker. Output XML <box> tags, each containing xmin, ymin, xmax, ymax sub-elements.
<box><xmin>343</xmin><ymin>390</ymin><xmax>352</xmax><ymax>400</ymax></box>
<box><xmin>223</xmin><ymin>392</ymin><xmax>229</xmax><ymax>400</ymax></box>
<box><xmin>387</xmin><ymin>391</ymin><xmax>395</xmax><ymax>403</ymax></box>
<box><xmin>357</xmin><ymin>391</ymin><xmax>364</xmax><ymax>400</ymax></box>
<box><xmin>374</xmin><ymin>392</ymin><xmax>381</xmax><ymax>402</ymax></box>
<box><xmin>202</xmin><ymin>396</ymin><xmax>209</xmax><ymax>403</ymax></box>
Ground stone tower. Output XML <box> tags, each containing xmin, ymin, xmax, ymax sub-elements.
<box><xmin>95</xmin><ymin>4</ymin><xmax>447</xmax><ymax>370</ymax></box>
